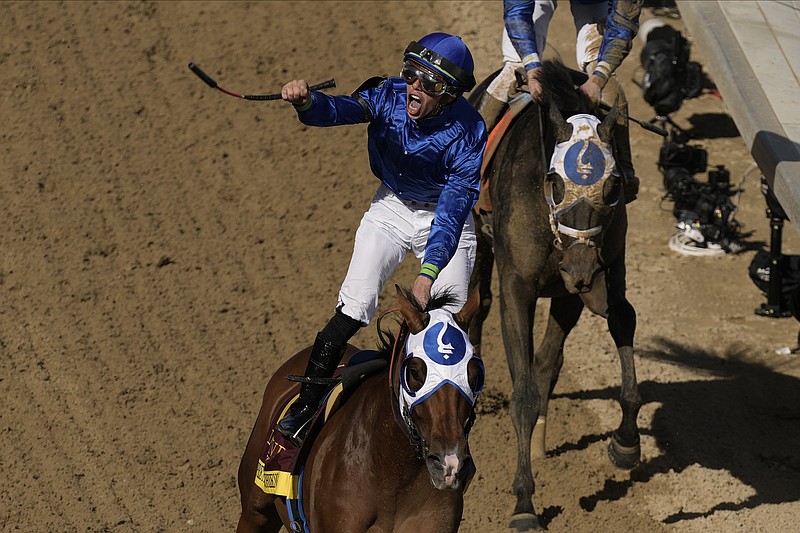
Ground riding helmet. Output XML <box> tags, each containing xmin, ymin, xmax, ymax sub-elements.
<box><xmin>404</xmin><ymin>32</ymin><xmax>476</xmax><ymax>91</ymax></box>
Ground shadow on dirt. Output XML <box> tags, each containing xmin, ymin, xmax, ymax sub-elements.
<box><xmin>551</xmin><ymin>337</ymin><xmax>800</xmax><ymax>523</ymax></box>
<box><xmin>685</xmin><ymin>112</ymin><xmax>740</xmax><ymax>140</ymax></box>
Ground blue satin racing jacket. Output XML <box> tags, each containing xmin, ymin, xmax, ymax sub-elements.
<box><xmin>295</xmin><ymin>77</ymin><xmax>486</xmax><ymax>272</ymax></box>
<box><xmin>505</xmin><ymin>0</ymin><xmax>643</xmax><ymax>82</ymax></box>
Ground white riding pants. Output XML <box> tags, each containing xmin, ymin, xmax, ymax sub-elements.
<box><xmin>490</xmin><ymin>0</ymin><xmax>611</xmax><ymax>102</ymax></box>
<box><xmin>337</xmin><ymin>184</ymin><xmax>477</xmax><ymax>324</ymax></box>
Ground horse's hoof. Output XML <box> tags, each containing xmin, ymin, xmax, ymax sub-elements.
<box><xmin>509</xmin><ymin>512</ymin><xmax>541</xmax><ymax>531</ymax></box>
<box><xmin>607</xmin><ymin>437</ymin><xmax>640</xmax><ymax>469</ymax></box>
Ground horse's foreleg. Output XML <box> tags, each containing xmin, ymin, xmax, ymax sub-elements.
<box><xmin>532</xmin><ymin>294</ymin><xmax>584</xmax><ymax>458</ymax></box>
<box><xmin>394</xmin><ymin>491</ymin><xmax>463</xmax><ymax>533</ymax></box>
<box><xmin>498</xmin><ymin>272</ymin><xmax>540</xmax><ymax>530</ymax></box>
<box><xmin>236</xmin><ymin>501</ymin><xmax>282</xmax><ymax>533</ymax></box>
<box><xmin>468</xmin><ymin>216</ymin><xmax>495</xmax><ymax>355</ymax></box>
<box><xmin>237</xmin><ymin>459</ymin><xmax>282</xmax><ymax>533</ymax></box>
<box><xmin>607</xmin><ymin>291</ymin><xmax>642</xmax><ymax>469</ymax></box>
<box><xmin>237</xmin><ymin>401</ymin><xmax>285</xmax><ymax>533</ymax></box>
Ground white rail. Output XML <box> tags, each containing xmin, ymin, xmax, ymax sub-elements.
<box><xmin>679</xmin><ymin>0</ymin><xmax>800</xmax><ymax>231</ymax></box>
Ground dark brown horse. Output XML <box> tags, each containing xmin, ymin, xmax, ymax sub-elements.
<box><xmin>237</xmin><ymin>286</ymin><xmax>484</xmax><ymax>532</ymax></box>
<box><xmin>469</xmin><ymin>60</ymin><xmax>642</xmax><ymax>531</ymax></box>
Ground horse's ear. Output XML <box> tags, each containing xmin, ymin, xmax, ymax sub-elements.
<box><xmin>453</xmin><ymin>286</ymin><xmax>480</xmax><ymax>332</ymax></box>
<box><xmin>547</xmin><ymin>98</ymin><xmax>573</xmax><ymax>143</ymax></box>
<box><xmin>597</xmin><ymin>96</ymin><xmax>619</xmax><ymax>144</ymax></box>
<box><xmin>396</xmin><ymin>285</ymin><xmax>429</xmax><ymax>334</ymax></box>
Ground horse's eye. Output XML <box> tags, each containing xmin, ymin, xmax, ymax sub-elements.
<box><xmin>467</xmin><ymin>358</ymin><xmax>485</xmax><ymax>394</ymax></box>
<box><xmin>547</xmin><ymin>171</ymin><xmax>565</xmax><ymax>205</ymax></box>
<box><xmin>404</xmin><ymin>357</ymin><xmax>427</xmax><ymax>392</ymax></box>
<box><xmin>603</xmin><ymin>174</ymin><xmax>621</xmax><ymax>206</ymax></box>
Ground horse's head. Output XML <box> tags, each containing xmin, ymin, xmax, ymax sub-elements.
<box><xmin>392</xmin><ymin>286</ymin><xmax>484</xmax><ymax>491</ymax></box>
<box><xmin>544</xmin><ymin>95</ymin><xmax>621</xmax><ymax>293</ymax></box>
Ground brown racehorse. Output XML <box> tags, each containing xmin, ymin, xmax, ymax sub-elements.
<box><xmin>237</xmin><ymin>286</ymin><xmax>483</xmax><ymax>532</ymax></box>
<box><xmin>469</xmin><ymin>60</ymin><xmax>642</xmax><ymax>531</ymax></box>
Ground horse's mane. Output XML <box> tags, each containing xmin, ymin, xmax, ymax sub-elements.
<box><xmin>534</xmin><ymin>59</ymin><xmax>592</xmax><ymax>116</ymax></box>
<box><xmin>375</xmin><ymin>287</ymin><xmax>460</xmax><ymax>357</ymax></box>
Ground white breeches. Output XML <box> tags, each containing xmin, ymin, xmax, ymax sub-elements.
<box><xmin>337</xmin><ymin>184</ymin><xmax>477</xmax><ymax>324</ymax></box>
<box><xmin>490</xmin><ymin>0</ymin><xmax>611</xmax><ymax>102</ymax></box>
<box><xmin>486</xmin><ymin>0</ymin><xmax>624</xmax><ymax>104</ymax></box>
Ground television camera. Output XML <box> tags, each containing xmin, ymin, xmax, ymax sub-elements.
<box><xmin>658</xmin><ymin>130</ymin><xmax>741</xmax><ymax>250</ymax></box>
<box><xmin>637</xmin><ymin>19</ymin><xmax>741</xmax><ymax>253</ymax></box>
<box><xmin>639</xmin><ymin>18</ymin><xmax>702</xmax><ymax>117</ymax></box>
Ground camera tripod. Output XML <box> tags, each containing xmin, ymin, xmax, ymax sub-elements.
<box><xmin>755</xmin><ymin>206</ymin><xmax>793</xmax><ymax>318</ymax></box>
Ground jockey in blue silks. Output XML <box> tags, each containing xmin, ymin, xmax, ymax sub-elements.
<box><xmin>277</xmin><ymin>32</ymin><xmax>487</xmax><ymax>447</ymax></box>
<box><xmin>475</xmin><ymin>0</ymin><xmax>643</xmax><ymax>212</ymax></box>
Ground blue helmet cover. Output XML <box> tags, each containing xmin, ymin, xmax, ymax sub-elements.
<box><xmin>404</xmin><ymin>32</ymin><xmax>476</xmax><ymax>90</ymax></box>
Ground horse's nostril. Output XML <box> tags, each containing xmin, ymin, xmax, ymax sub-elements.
<box><xmin>427</xmin><ymin>455</ymin><xmax>443</xmax><ymax>469</ymax></box>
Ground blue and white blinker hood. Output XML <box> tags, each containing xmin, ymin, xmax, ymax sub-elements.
<box><xmin>545</xmin><ymin>114</ymin><xmax>619</xmax><ymax>243</ymax></box>
<box><xmin>399</xmin><ymin>309</ymin><xmax>484</xmax><ymax>416</ymax></box>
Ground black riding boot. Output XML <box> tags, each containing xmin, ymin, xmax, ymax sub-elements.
<box><xmin>613</xmin><ymin>119</ymin><xmax>640</xmax><ymax>204</ymax></box>
<box><xmin>276</xmin><ymin>334</ymin><xmax>346</xmax><ymax>447</ymax></box>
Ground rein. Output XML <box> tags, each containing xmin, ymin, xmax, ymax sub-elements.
<box><xmin>547</xmin><ymin>209</ymin><xmax>602</xmax><ymax>251</ymax></box>
<box><xmin>377</xmin><ymin>308</ymin><xmax>428</xmax><ymax>458</ymax></box>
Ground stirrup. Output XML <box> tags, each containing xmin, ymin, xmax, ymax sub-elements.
<box><xmin>276</xmin><ymin>404</ymin><xmax>316</xmax><ymax>447</ymax></box>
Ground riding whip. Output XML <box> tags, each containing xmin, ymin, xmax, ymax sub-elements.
<box><xmin>566</xmin><ymin>68</ymin><xmax>667</xmax><ymax>137</ymax></box>
<box><xmin>598</xmin><ymin>102</ymin><xmax>667</xmax><ymax>137</ymax></box>
<box><xmin>188</xmin><ymin>62</ymin><xmax>336</xmax><ymax>101</ymax></box>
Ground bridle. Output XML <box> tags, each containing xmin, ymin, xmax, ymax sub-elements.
<box><xmin>546</xmin><ymin>205</ymin><xmax>603</xmax><ymax>251</ymax></box>
<box><xmin>384</xmin><ymin>317</ymin><xmax>428</xmax><ymax>457</ymax></box>
<box><xmin>380</xmin><ymin>308</ymin><xmax>479</xmax><ymax>460</ymax></box>
<box><xmin>543</xmin><ymin>113</ymin><xmax>619</xmax><ymax>251</ymax></box>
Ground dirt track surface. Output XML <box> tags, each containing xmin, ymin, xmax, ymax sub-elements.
<box><xmin>3</xmin><ymin>2</ymin><xmax>800</xmax><ymax>532</ymax></box>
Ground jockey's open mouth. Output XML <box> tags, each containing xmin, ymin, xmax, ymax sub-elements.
<box><xmin>402</xmin><ymin>60</ymin><xmax>450</xmax><ymax>119</ymax></box>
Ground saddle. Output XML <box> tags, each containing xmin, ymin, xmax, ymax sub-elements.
<box><xmin>253</xmin><ymin>350</ymin><xmax>387</xmax><ymax>499</ymax></box>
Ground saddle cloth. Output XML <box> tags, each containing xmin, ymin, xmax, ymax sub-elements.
<box><xmin>254</xmin><ymin>350</ymin><xmax>387</xmax><ymax>498</ymax></box>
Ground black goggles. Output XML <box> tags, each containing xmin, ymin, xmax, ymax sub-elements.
<box><xmin>400</xmin><ymin>61</ymin><xmax>450</xmax><ymax>96</ymax></box>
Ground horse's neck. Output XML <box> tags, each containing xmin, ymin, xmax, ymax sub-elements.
<box><xmin>501</xmin><ymin>108</ymin><xmax>549</xmax><ymax>186</ymax></box>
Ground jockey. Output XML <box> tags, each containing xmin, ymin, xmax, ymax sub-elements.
<box><xmin>477</xmin><ymin>0</ymin><xmax>642</xmax><ymax>206</ymax></box>
<box><xmin>276</xmin><ymin>32</ymin><xmax>486</xmax><ymax>447</ymax></box>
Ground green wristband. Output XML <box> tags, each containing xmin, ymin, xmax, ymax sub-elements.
<box><xmin>419</xmin><ymin>263</ymin><xmax>440</xmax><ymax>281</ymax></box>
